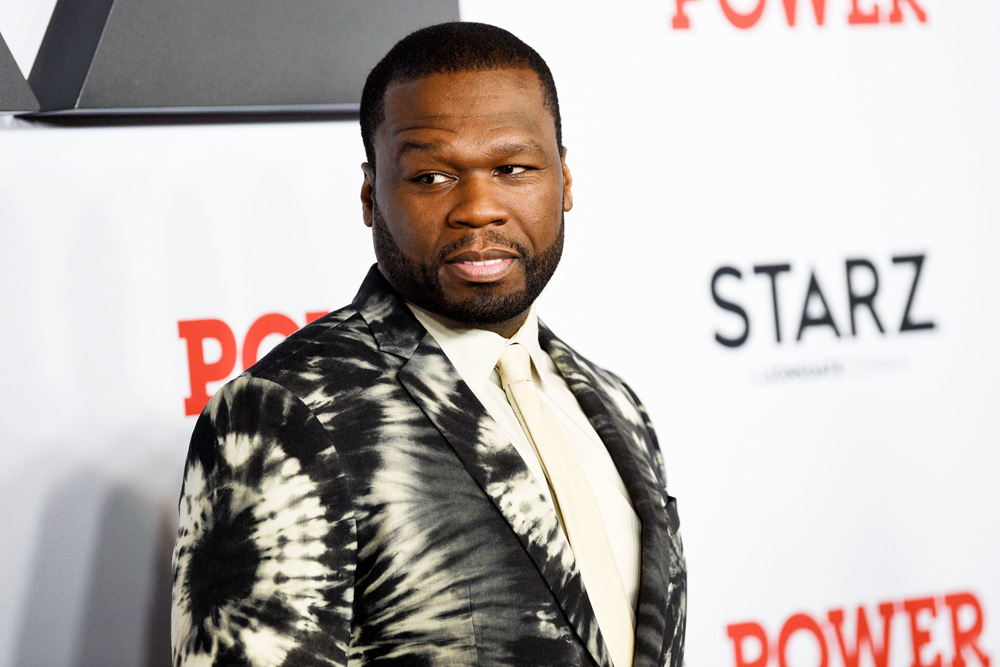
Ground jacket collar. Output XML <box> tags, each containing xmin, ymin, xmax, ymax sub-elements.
<box><xmin>352</xmin><ymin>265</ymin><xmax>425</xmax><ymax>359</ymax></box>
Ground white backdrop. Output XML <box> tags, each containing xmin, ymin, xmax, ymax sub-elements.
<box><xmin>1</xmin><ymin>1</ymin><xmax>996</xmax><ymax>665</ymax></box>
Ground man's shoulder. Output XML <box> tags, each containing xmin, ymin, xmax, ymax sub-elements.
<box><xmin>540</xmin><ymin>321</ymin><xmax>655</xmax><ymax>429</ymax></box>
<box><xmin>241</xmin><ymin>298</ymin><xmax>410</xmax><ymax>409</ymax></box>
<box><xmin>205</xmin><ymin>300</ymin><xmax>400</xmax><ymax>422</ymax></box>
<box><xmin>248</xmin><ymin>303</ymin><xmax>371</xmax><ymax>377</ymax></box>
<box><xmin>539</xmin><ymin>322</ymin><xmax>632</xmax><ymax>396</ymax></box>
<box><xmin>204</xmin><ymin>268</ymin><xmax>424</xmax><ymax>420</ymax></box>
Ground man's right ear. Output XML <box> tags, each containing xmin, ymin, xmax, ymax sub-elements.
<box><xmin>361</xmin><ymin>163</ymin><xmax>375</xmax><ymax>228</ymax></box>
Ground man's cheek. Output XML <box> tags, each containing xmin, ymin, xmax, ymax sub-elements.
<box><xmin>391</xmin><ymin>225</ymin><xmax>428</xmax><ymax>257</ymax></box>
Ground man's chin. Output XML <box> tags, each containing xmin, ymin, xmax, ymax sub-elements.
<box><xmin>424</xmin><ymin>286</ymin><xmax>534</xmax><ymax>328</ymax></box>
<box><xmin>436</xmin><ymin>267</ymin><xmax>524</xmax><ymax>299</ymax></box>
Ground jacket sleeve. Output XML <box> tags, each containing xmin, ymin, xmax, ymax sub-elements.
<box><xmin>171</xmin><ymin>375</ymin><xmax>356</xmax><ymax>666</ymax></box>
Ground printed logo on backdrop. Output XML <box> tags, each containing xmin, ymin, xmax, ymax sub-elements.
<box><xmin>671</xmin><ymin>0</ymin><xmax>927</xmax><ymax>29</ymax></box>
<box><xmin>178</xmin><ymin>311</ymin><xmax>327</xmax><ymax>416</ymax></box>
<box><xmin>710</xmin><ymin>254</ymin><xmax>936</xmax><ymax>383</ymax></box>
<box><xmin>727</xmin><ymin>590</ymin><xmax>990</xmax><ymax>667</ymax></box>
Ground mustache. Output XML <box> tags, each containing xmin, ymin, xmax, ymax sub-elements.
<box><xmin>371</xmin><ymin>197</ymin><xmax>530</xmax><ymax>264</ymax></box>
<box><xmin>437</xmin><ymin>230</ymin><xmax>529</xmax><ymax>263</ymax></box>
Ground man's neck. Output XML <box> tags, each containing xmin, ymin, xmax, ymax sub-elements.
<box><xmin>410</xmin><ymin>307</ymin><xmax>530</xmax><ymax>339</ymax></box>
<box><xmin>479</xmin><ymin>312</ymin><xmax>530</xmax><ymax>339</ymax></box>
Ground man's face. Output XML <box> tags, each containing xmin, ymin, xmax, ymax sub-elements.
<box><xmin>361</xmin><ymin>68</ymin><xmax>573</xmax><ymax>336</ymax></box>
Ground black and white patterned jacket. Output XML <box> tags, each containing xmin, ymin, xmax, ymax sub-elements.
<box><xmin>171</xmin><ymin>266</ymin><xmax>686</xmax><ymax>667</ymax></box>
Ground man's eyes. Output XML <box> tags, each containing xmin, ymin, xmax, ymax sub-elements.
<box><xmin>412</xmin><ymin>166</ymin><xmax>530</xmax><ymax>185</ymax></box>
<box><xmin>414</xmin><ymin>173</ymin><xmax>451</xmax><ymax>185</ymax></box>
<box><xmin>496</xmin><ymin>165</ymin><xmax>528</xmax><ymax>176</ymax></box>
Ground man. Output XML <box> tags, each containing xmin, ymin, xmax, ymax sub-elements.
<box><xmin>172</xmin><ymin>22</ymin><xmax>685</xmax><ymax>667</ymax></box>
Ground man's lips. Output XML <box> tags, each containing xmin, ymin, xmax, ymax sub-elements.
<box><xmin>445</xmin><ymin>249</ymin><xmax>519</xmax><ymax>282</ymax></box>
<box><xmin>448</xmin><ymin>248</ymin><xmax>518</xmax><ymax>263</ymax></box>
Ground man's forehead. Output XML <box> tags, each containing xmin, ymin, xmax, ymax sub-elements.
<box><xmin>385</xmin><ymin>67</ymin><xmax>545</xmax><ymax>101</ymax></box>
<box><xmin>376</xmin><ymin>68</ymin><xmax>554</xmax><ymax>151</ymax></box>
<box><xmin>388</xmin><ymin>70</ymin><xmax>542</xmax><ymax>112</ymax></box>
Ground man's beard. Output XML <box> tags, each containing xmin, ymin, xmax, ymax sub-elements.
<box><xmin>371</xmin><ymin>199</ymin><xmax>564</xmax><ymax>327</ymax></box>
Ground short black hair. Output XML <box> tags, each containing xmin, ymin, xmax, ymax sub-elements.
<box><xmin>360</xmin><ymin>22</ymin><xmax>562</xmax><ymax>172</ymax></box>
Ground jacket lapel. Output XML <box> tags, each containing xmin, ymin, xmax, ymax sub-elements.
<box><xmin>354</xmin><ymin>268</ymin><xmax>612</xmax><ymax>667</ymax></box>
<box><xmin>541</xmin><ymin>323</ymin><xmax>684</xmax><ymax>667</ymax></box>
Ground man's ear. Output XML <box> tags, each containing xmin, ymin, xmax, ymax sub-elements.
<box><xmin>561</xmin><ymin>147</ymin><xmax>574</xmax><ymax>213</ymax></box>
<box><xmin>361</xmin><ymin>163</ymin><xmax>375</xmax><ymax>228</ymax></box>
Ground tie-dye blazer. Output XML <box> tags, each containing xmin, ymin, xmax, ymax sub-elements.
<box><xmin>172</xmin><ymin>267</ymin><xmax>686</xmax><ymax>667</ymax></box>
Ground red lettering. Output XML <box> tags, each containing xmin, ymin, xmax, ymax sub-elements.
<box><xmin>672</xmin><ymin>0</ymin><xmax>701</xmax><ymax>28</ymax></box>
<box><xmin>242</xmin><ymin>313</ymin><xmax>300</xmax><ymax>371</ymax></box>
<box><xmin>848</xmin><ymin>0</ymin><xmax>880</xmax><ymax>24</ymax></box>
<box><xmin>671</xmin><ymin>0</ymin><xmax>926</xmax><ymax>29</ymax></box>
<box><xmin>781</xmin><ymin>0</ymin><xmax>827</xmax><ymax>25</ymax></box>
<box><xmin>905</xmin><ymin>597</ymin><xmax>943</xmax><ymax>667</ymax></box>
<box><xmin>725</xmin><ymin>592</ymin><xmax>988</xmax><ymax>667</ymax></box>
<box><xmin>888</xmin><ymin>0</ymin><xmax>926</xmax><ymax>23</ymax></box>
<box><xmin>178</xmin><ymin>319</ymin><xmax>238</xmax><ymax>416</ymax></box>
<box><xmin>945</xmin><ymin>593</ymin><xmax>991</xmax><ymax>667</ymax></box>
<box><xmin>829</xmin><ymin>603</ymin><xmax>895</xmax><ymax>667</ymax></box>
<box><xmin>719</xmin><ymin>0</ymin><xmax>766</xmax><ymax>28</ymax></box>
<box><xmin>779</xmin><ymin>613</ymin><xmax>829</xmax><ymax>667</ymax></box>
<box><xmin>728</xmin><ymin>621</ymin><xmax>769</xmax><ymax>667</ymax></box>
<box><xmin>180</xmin><ymin>311</ymin><xmax>327</xmax><ymax>416</ymax></box>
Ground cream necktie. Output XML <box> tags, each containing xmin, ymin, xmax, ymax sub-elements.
<box><xmin>496</xmin><ymin>343</ymin><xmax>634</xmax><ymax>667</ymax></box>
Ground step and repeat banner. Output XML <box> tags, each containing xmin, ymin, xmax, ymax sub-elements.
<box><xmin>1</xmin><ymin>1</ymin><xmax>996</xmax><ymax>665</ymax></box>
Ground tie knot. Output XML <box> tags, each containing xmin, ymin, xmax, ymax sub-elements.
<box><xmin>496</xmin><ymin>343</ymin><xmax>533</xmax><ymax>387</ymax></box>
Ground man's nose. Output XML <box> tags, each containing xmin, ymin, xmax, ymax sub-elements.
<box><xmin>446</xmin><ymin>175</ymin><xmax>508</xmax><ymax>228</ymax></box>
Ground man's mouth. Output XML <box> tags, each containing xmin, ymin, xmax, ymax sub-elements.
<box><xmin>462</xmin><ymin>258</ymin><xmax>506</xmax><ymax>267</ymax></box>
<box><xmin>447</xmin><ymin>254</ymin><xmax>518</xmax><ymax>282</ymax></box>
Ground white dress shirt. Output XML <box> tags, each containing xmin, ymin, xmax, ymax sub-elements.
<box><xmin>406</xmin><ymin>303</ymin><xmax>642</xmax><ymax>616</ymax></box>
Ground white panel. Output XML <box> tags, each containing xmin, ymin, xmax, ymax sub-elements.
<box><xmin>0</xmin><ymin>1</ymin><xmax>996</xmax><ymax>664</ymax></box>
<box><xmin>462</xmin><ymin>2</ymin><xmax>999</xmax><ymax>665</ymax></box>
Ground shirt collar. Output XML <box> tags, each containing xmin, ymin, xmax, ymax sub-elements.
<box><xmin>405</xmin><ymin>302</ymin><xmax>545</xmax><ymax>389</ymax></box>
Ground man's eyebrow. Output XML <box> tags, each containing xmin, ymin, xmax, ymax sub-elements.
<box><xmin>396</xmin><ymin>139</ymin><xmax>447</xmax><ymax>158</ymax></box>
<box><xmin>394</xmin><ymin>139</ymin><xmax>550</xmax><ymax>160</ymax></box>
<box><xmin>490</xmin><ymin>141</ymin><xmax>548</xmax><ymax>158</ymax></box>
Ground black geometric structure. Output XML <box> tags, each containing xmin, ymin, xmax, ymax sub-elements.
<box><xmin>27</xmin><ymin>0</ymin><xmax>458</xmax><ymax>116</ymax></box>
<box><xmin>0</xmin><ymin>30</ymin><xmax>39</xmax><ymax>113</ymax></box>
